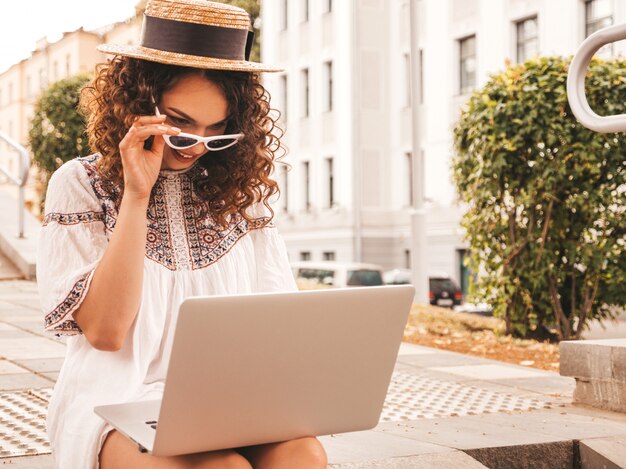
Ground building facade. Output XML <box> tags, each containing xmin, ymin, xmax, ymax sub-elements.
<box><xmin>1</xmin><ymin>0</ymin><xmax>622</xmax><ymax>290</ymax></box>
<box><xmin>0</xmin><ymin>15</ymin><xmax>142</xmax><ymax>206</ymax></box>
<box><xmin>0</xmin><ymin>30</ymin><xmax>104</xmax><ymax>172</ymax></box>
<box><xmin>261</xmin><ymin>0</ymin><xmax>624</xmax><ymax>291</ymax></box>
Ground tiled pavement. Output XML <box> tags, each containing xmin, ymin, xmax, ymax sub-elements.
<box><xmin>0</xmin><ymin>279</ymin><xmax>625</xmax><ymax>468</ymax></box>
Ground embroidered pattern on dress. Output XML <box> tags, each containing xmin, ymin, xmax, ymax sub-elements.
<box><xmin>44</xmin><ymin>270</ymin><xmax>93</xmax><ymax>335</ymax></box>
<box><xmin>77</xmin><ymin>154</ymin><xmax>120</xmax><ymax>235</ymax></box>
<box><xmin>43</xmin><ymin>211</ymin><xmax>105</xmax><ymax>227</ymax></box>
<box><xmin>161</xmin><ymin>176</ymin><xmax>193</xmax><ymax>270</ymax></box>
<box><xmin>146</xmin><ymin>166</ymin><xmax>274</xmax><ymax>271</ymax></box>
<box><xmin>76</xmin><ymin>154</ymin><xmax>275</xmax><ymax>272</ymax></box>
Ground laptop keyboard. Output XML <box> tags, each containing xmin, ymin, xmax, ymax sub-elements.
<box><xmin>145</xmin><ymin>420</ymin><xmax>157</xmax><ymax>430</ymax></box>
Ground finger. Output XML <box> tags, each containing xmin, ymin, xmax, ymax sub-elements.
<box><xmin>132</xmin><ymin>115</ymin><xmax>167</xmax><ymax>126</ymax></box>
<box><xmin>128</xmin><ymin>124</ymin><xmax>181</xmax><ymax>143</ymax></box>
<box><xmin>149</xmin><ymin>134</ymin><xmax>166</xmax><ymax>157</ymax></box>
<box><xmin>119</xmin><ymin>124</ymin><xmax>178</xmax><ymax>152</ymax></box>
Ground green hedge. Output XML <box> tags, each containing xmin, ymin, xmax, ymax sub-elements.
<box><xmin>453</xmin><ymin>56</ymin><xmax>625</xmax><ymax>340</ymax></box>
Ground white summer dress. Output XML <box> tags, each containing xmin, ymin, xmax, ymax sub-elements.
<box><xmin>37</xmin><ymin>154</ymin><xmax>296</xmax><ymax>469</ymax></box>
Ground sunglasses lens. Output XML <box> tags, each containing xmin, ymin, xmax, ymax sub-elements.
<box><xmin>206</xmin><ymin>138</ymin><xmax>238</xmax><ymax>150</ymax></box>
<box><xmin>168</xmin><ymin>135</ymin><xmax>199</xmax><ymax>148</ymax></box>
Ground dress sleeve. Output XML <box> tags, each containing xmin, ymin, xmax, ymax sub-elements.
<box><xmin>247</xmin><ymin>205</ymin><xmax>297</xmax><ymax>293</ymax></box>
<box><xmin>37</xmin><ymin>160</ymin><xmax>109</xmax><ymax>336</ymax></box>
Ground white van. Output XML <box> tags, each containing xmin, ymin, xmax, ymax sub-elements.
<box><xmin>291</xmin><ymin>261</ymin><xmax>384</xmax><ymax>289</ymax></box>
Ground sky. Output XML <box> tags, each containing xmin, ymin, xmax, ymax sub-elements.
<box><xmin>0</xmin><ymin>0</ymin><xmax>139</xmax><ymax>74</ymax></box>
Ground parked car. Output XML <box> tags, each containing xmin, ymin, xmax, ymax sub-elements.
<box><xmin>291</xmin><ymin>261</ymin><xmax>384</xmax><ymax>289</ymax></box>
<box><xmin>429</xmin><ymin>275</ymin><xmax>463</xmax><ymax>307</ymax></box>
<box><xmin>383</xmin><ymin>269</ymin><xmax>463</xmax><ymax>308</ymax></box>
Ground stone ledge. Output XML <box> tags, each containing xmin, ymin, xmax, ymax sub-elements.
<box><xmin>560</xmin><ymin>340</ymin><xmax>615</xmax><ymax>381</ymax></box>
<box><xmin>560</xmin><ymin>339</ymin><xmax>626</xmax><ymax>414</ymax></box>
<box><xmin>329</xmin><ymin>452</ymin><xmax>488</xmax><ymax>469</ymax></box>
<box><xmin>465</xmin><ymin>441</ymin><xmax>574</xmax><ymax>469</ymax></box>
<box><xmin>579</xmin><ymin>435</ymin><xmax>626</xmax><ymax>469</ymax></box>
<box><xmin>573</xmin><ymin>379</ymin><xmax>626</xmax><ymax>414</ymax></box>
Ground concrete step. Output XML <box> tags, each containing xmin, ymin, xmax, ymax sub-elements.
<box><xmin>0</xmin><ymin>186</ymin><xmax>39</xmax><ymax>280</ymax></box>
<box><xmin>0</xmin><ymin>249</ymin><xmax>22</xmax><ymax>280</ymax></box>
<box><xmin>0</xmin><ymin>454</ymin><xmax>53</xmax><ymax>467</ymax></box>
<box><xmin>580</xmin><ymin>436</ymin><xmax>626</xmax><ymax>469</ymax></box>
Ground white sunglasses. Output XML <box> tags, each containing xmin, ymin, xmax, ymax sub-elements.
<box><xmin>152</xmin><ymin>98</ymin><xmax>244</xmax><ymax>151</ymax></box>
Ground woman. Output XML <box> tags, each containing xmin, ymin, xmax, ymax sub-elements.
<box><xmin>37</xmin><ymin>1</ymin><xmax>327</xmax><ymax>468</ymax></box>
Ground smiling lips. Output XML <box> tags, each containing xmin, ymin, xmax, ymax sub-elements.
<box><xmin>175</xmin><ymin>149</ymin><xmax>197</xmax><ymax>159</ymax></box>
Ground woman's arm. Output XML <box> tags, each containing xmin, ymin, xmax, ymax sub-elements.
<box><xmin>73</xmin><ymin>193</ymin><xmax>149</xmax><ymax>351</ymax></box>
<box><xmin>73</xmin><ymin>114</ymin><xmax>180</xmax><ymax>351</ymax></box>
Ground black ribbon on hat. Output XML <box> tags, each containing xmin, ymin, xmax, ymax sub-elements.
<box><xmin>140</xmin><ymin>15</ymin><xmax>255</xmax><ymax>61</ymax></box>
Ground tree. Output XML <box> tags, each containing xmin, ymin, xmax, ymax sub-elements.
<box><xmin>28</xmin><ymin>74</ymin><xmax>91</xmax><ymax>208</ymax></box>
<box><xmin>453</xmin><ymin>56</ymin><xmax>625</xmax><ymax>341</ymax></box>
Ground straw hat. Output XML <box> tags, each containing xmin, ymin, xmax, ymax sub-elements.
<box><xmin>97</xmin><ymin>0</ymin><xmax>282</xmax><ymax>73</ymax></box>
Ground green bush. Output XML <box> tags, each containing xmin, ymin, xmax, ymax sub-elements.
<box><xmin>453</xmin><ymin>56</ymin><xmax>625</xmax><ymax>340</ymax></box>
<box><xmin>28</xmin><ymin>73</ymin><xmax>91</xmax><ymax>208</ymax></box>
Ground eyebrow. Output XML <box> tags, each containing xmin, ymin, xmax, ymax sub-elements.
<box><xmin>167</xmin><ymin>106</ymin><xmax>229</xmax><ymax>127</ymax></box>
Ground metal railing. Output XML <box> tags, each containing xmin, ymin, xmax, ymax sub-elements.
<box><xmin>0</xmin><ymin>131</ymin><xmax>31</xmax><ymax>239</ymax></box>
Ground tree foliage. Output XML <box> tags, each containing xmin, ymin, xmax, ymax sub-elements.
<box><xmin>135</xmin><ymin>0</ymin><xmax>262</xmax><ymax>63</ymax></box>
<box><xmin>28</xmin><ymin>74</ymin><xmax>91</xmax><ymax>205</ymax></box>
<box><xmin>453</xmin><ymin>56</ymin><xmax>625</xmax><ymax>340</ymax></box>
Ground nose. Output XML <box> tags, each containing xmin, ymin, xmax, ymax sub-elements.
<box><xmin>186</xmin><ymin>142</ymin><xmax>207</xmax><ymax>156</ymax></box>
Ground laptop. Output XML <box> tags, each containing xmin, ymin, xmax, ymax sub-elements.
<box><xmin>94</xmin><ymin>285</ymin><xmax>415</xmax><ymax>456</ymax></box>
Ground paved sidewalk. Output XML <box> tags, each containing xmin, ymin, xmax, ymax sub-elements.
<box><xmin>0</xmin><ymin>279</ymin><xmax>625</xmax><ymax>468</ymax></box>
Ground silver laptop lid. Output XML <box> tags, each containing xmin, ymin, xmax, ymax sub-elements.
<box><xmin>153</xmin><ymin>285</ymin><xmax>414</xmax><ymax>456</ymax></box>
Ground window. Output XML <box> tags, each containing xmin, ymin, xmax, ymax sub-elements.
<box><xmin>405</xmin><ymin>249</ymin><xmax>411</xmax><ymax>269</ymax></box>
<box><xmin>586</xmin><ymin>0</ymin><xmax>613</xmax><ymax>36</ymax></box>
<box><xmin>300</xmin><ymin>251</ymin><xmax>311</xmax><ymax>261</ymax></box>
<box><xmin>403</xmin><ymin>52</ymin><xmax>411</xmax><ymax>107</ymax></box>
<box><xmin>516</xmin><ymin>16</ymin><xmax>538</xmax><ymax>63</ymax></box>
<box><xmin>459</xmin><ymin>35</ymin><xmax>476</xmax><ymax>94</ymax></box>
<box><xmin>457</xmin><ymin>248</ymin><xmax>470</xmax><ymax>296</ymax></box>
<box><xmin>347</xmin><ymin>270</ymin><xmax>383</xmax><ymax>287</ymax></box>
<box><xmin>282</xmin><ymin>0</ymin><xmax>288</xmax><ymax>30</ymax></box>
<box><xmin>39</xmin><ymin>68</ymin><xmax>46</xmax><ymax>90</ymax></box>
<box><xmin>404</xmin><ymin>49</ymin><xmax>423</xmax><ymax>105</ymax></box>
<box><xmin>406</xmin><ymin>152</ymin><xmax>414</xmax><ymax>206</ymax></box>
<box><xmin>8</xmin><ymin>83</ymin><xmax>12</xmax><ymax>103</ymax></box>
<box><xmin>418</xmin><ymin>49</ymin><xmax>424</xmax><ymax>104</ymax></box>
<box><xmin>585</xmin><ymin>0</ymin><xmax>613</xmax><ymax>56</ymax></box>
<box><xmin>302</xmin><ymin>161</ymin><xmax>311</xmax><ymax>211</ymax></box>
<box><xmin>280</xmin><ymin>74</ymin><xmax>288</xmax><ymax>121</ymax></box>
<box><xmin>301</xmin><ymin>68</ymin><xmax>309</xmax><ymax>118</ymax></box>
<box><xmin>324</xmin><ymin>61</ymin><xmax>333</xmax><ymax>112</ymax></box>
<box><xmin>53</xmin><ymin>60</ymin><xmax>59</xmax><ymax>81</ymax></box>
<box><xmin>296</xmin><ymin>267</ymin><xmax>333</xmax><ymax>287</ymax></box>
<box><xmin>65</xmin><ymin>54</ymin><xmax>71</xmax><ymax>77</ymax></box>
<box><xmin>324</xmin><ymin>0</ymin><xmax>332</xmax><ymax>13</ymax></box>
<box><xmin>323</xmin><ymin>251</ymin><xmax>336</xmax><ymax>261</ymax></box>
<box><xmin>281</xmin><ymin>165</ymin><xmax>289</xmax><ymax>213</ymax></box>
<box><xmin>26</xmin><ymin>76</ymin><xmax>31</xmax><ymax>99</ymax></box>
<box><xmin>325</xmin><ymin>157</ymin><xmax>334</xmax><ymax>208</ymax></box>
<box><xmin>301</xmin><ymin>0</ymin><xmax>309</xmax><ymax>22</ymax></box>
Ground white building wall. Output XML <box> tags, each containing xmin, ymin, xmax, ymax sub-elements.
<box><xmin>262</xmin><ymin>0</ymin><xmax>357</xmax><ymax>263</ymax></box>
<box><xmin>263</xmin><ymin>0</ymin><xmax>626</xmax><ymax>287</ymax></box>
